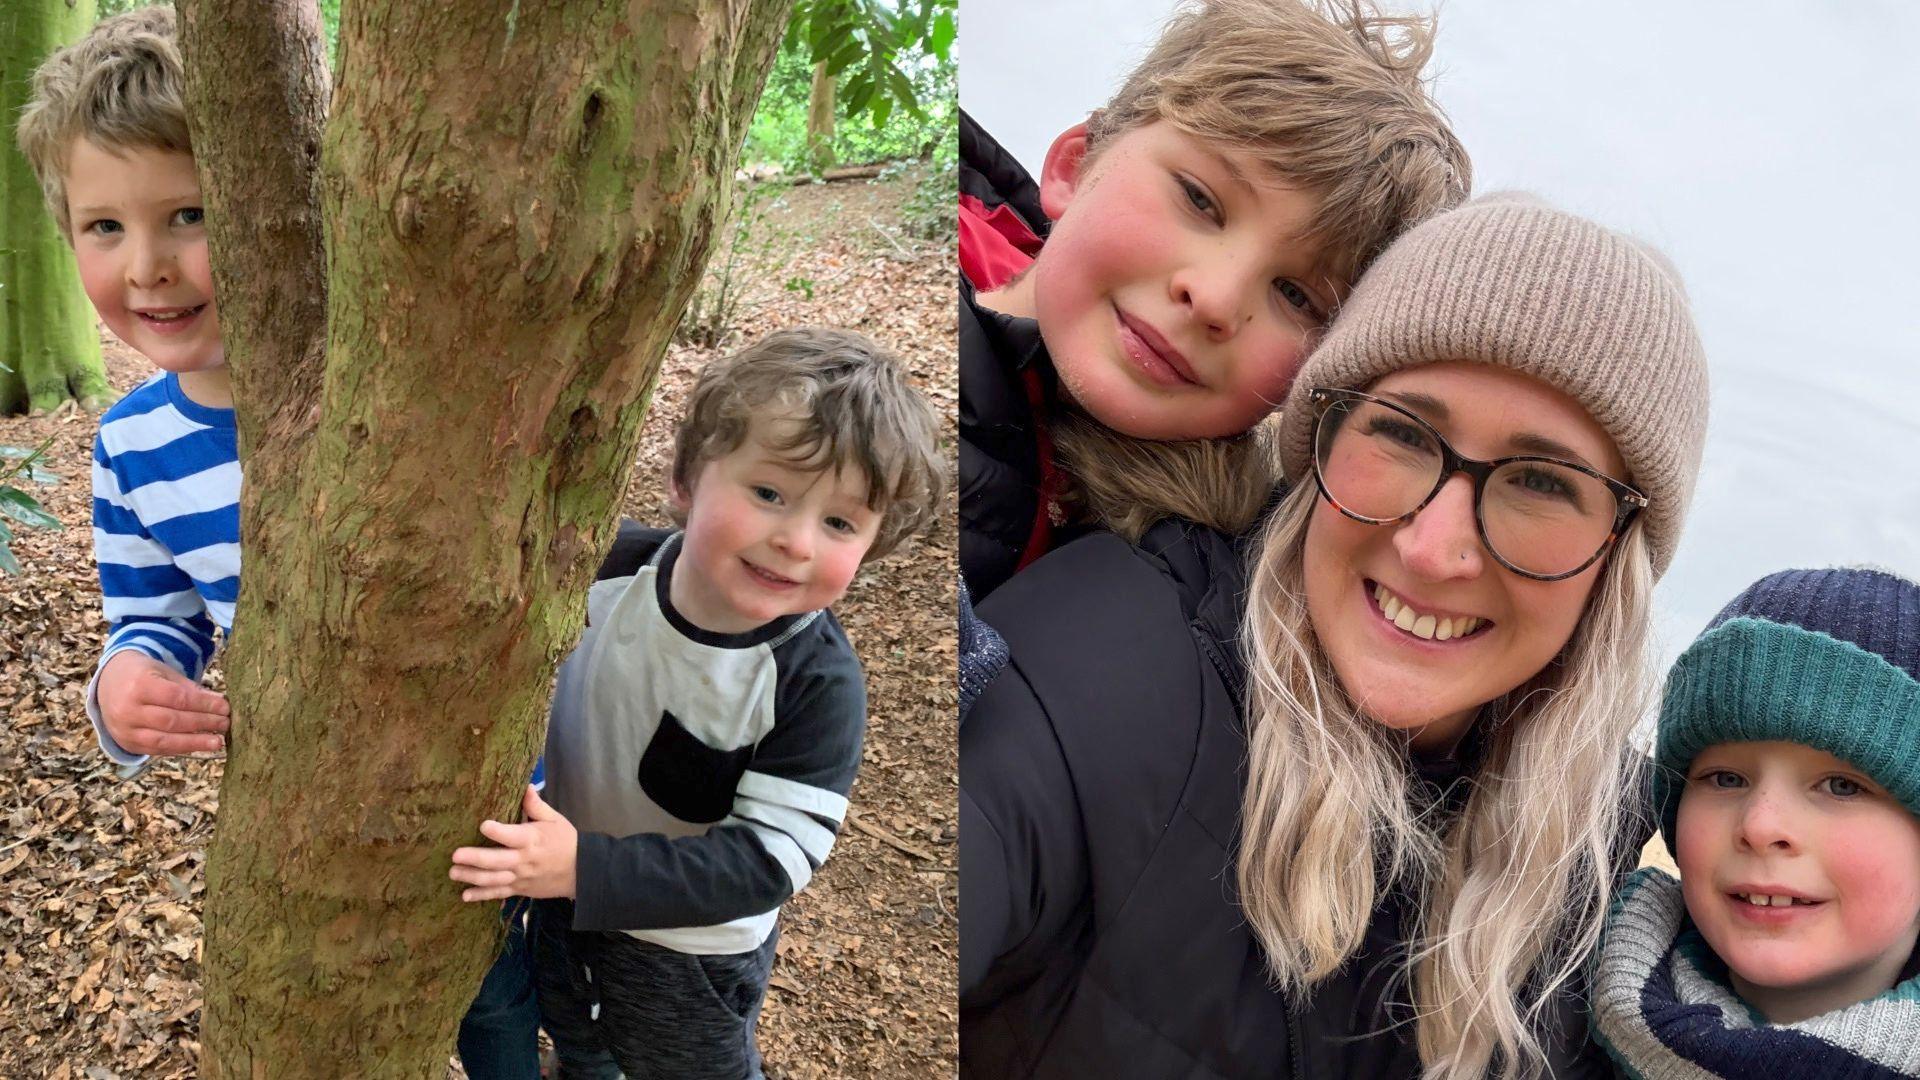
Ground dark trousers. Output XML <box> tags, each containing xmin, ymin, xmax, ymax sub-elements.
<box><xmin>530</xmin><ymin>899</ymin><xmax>777</xmax><ymax>1080</ymax></box>
<box><xmin>458</xmin><ymin>897</ymin><xmax>542</xmax><ymax>1080</ymax></box>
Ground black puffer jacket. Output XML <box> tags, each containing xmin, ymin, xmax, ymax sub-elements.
<box><xmin>960</xmin><ymin>110</ymin><xmax>1057</xmax><ymax>601</ymax></box>
<box><xmin>959</xmin><ymin>521</ymin><xmax>1644</xmax><ymax>1079</ymax></box>
<box><xmin>960</xmin><ymin>281</ymin><xmax>1050</xmax><ymax>602</ymax></box>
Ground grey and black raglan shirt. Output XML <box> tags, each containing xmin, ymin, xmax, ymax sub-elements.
<box><xmin>543</xmin><ymin>525</ymin><xmax>866</xmax><ymax>955</ymax></box>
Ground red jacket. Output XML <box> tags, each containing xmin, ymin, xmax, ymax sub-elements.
<box><xmin>959</xmin><ymin>111</ymin><xmax>1069</xmax><ymax>600</ymax></box>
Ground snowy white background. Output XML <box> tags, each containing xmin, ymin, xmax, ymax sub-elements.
<box><xmin>964</xmin><ymin>0</ymin><xmax>1920</xmax><ymax>676</ymax></box>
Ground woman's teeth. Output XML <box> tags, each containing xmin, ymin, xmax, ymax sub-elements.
<box><xmin>1374</xmin><ymin>583</ymin><xmax>1483</xmax><ymax>641</ymax></box>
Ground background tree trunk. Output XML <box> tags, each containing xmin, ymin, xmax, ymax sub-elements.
<box><xmin>806</xmin><ymin>58</ymin><xmax>836</xmax><ymax>174</ymax></box>
<box><xmin>1</xmin><ymin>0</ymin><xmax>115</xmax><ymax>417</ymax></box>
<box><xmin>176</xmin><ymin>1</ymin><xmax>792</xmax><ymax>1074</ymax></box>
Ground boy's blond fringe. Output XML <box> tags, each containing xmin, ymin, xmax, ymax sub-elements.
<box><xmin>1090</xmin><ymin>0</ymin><xmax>1472</xmax><ymax>285</ymax></box>
<box><xmin>1239</xmin><ymin>483</ymin><xmax>1655</xmax><ymax>1079</ymax></box>
<box><xmin>14</xmin><ymin>6</ymin><xmax>189</xmax><ymax>237</ymax></box>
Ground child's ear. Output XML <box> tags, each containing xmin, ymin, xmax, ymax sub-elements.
<box><xmin>1038</xmin><ymin>121</ymin><xmax>1093</xmax><ymax>222</ymax></box>
<box><xmin>666</xmin><ymin>465</ymin><xmax>693</xmax><ymax>512</ymax></box>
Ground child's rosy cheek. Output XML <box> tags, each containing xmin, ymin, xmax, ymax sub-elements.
<box><xmin>1670</xmin><ymin>792</ymin><xmax>1723</xmax><ymax>877</ymax></box>
<box><xmin>73</xmin><ymin>258</ymin><xmax>127</xmax><ymax>325</ymax></box>
<box><xmin>1826</xmin><ymin>833</ymin><xmax>1920</xmax><ymax>934</ymax></box>
<box><xmin>1238</xmin><ymin>354</ymin><xmax>1304</xmax><ymax>417</ymax></box>
<box><xmin>182</xmin><ymin>239</ymin><xmax>216</xmax><ymax>288</ymax></box>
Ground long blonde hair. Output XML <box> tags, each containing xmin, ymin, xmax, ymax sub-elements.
<box><xmin>1238</xmin><ymin>481</ymin><xmax>1653</xmax><ymax>1079</ymax></box>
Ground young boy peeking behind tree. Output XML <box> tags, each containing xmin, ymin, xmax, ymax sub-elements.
<box><xmin>17</xmin><ymin>9</ymin><xmax>553</xmax><ymax>1076</ymax></box>
<box><xmin>15</xmin><ymin>7</ymin><xmax>235</xmax><ymax>770</ymax></box>
<box><xmin>449</xmin><ymin>329</ymin><xmax>945</xmax><ymax>1079</ymax></box>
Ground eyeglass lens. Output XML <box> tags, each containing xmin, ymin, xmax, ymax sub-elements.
<box><xmin>1314</xmin><ymin>397</ymin><xmax>1619</xmax><ymax>578</ymax></box>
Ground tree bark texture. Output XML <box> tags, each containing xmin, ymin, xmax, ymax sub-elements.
<box><xmin>177</xmin><ymin>1</ymin><xmax>792</xmax><ymax>1074</ymax></box>
<box><xmin>1</xmin><ymin>0</ymin><xmax>114</xmax><ymax>416</ymax></box>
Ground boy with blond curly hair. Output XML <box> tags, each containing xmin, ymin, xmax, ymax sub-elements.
<box><xmin>15</xmin><ymin>6</ymin><xmax>235</xmax><ymax>768</ymax></box>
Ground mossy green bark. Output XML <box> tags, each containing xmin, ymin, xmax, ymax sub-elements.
<box><xmin>177</xmin><ymin>0</ymin><xmax>793</xmax><ymax>1074</ymax></box>
<box><xmin>0</xmin><ymin>0</ymin><xmax>116</xmax><ymax>416</ymax></box>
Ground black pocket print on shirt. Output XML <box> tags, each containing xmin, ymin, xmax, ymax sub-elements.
<box><xmin>637</xmin><ymin>710</ymin><xmax>753</xmax><ymax>824</ymax></box>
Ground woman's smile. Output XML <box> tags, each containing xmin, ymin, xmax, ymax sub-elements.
<box><xmin>1305</xmin><ymin>362</ymin><xmax>1625</xmax><ymax>747</ymax></box>
<box><xmin>1364</xmin><ymin>579</ymin><xmax>1492</xmax><ymax>644</ymax></box>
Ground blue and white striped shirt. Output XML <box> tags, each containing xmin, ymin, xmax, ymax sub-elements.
<box><xmin>86</xmin><ymin>372</ymin><xmax>239</xmax><ymax>768</ymax></box>
<box><xmin>82</xmin><ymin>371</ymin><xmax>550</xmax><ymax>793</ymax></box>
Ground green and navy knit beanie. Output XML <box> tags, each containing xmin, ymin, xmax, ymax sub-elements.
<box><xmin>1654</xmin><ymin>567</ymin><xmax>1920</xmax><ymax>849</ymax></box>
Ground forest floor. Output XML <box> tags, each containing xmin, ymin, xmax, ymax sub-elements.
<box><xmin>0</xmin><ymin>172</ymin><xmax>957</xmax><ymax>1079</ymax></box>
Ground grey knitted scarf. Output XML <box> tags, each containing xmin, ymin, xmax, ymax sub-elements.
<box><xmin>1590</xmin><ymin>867</ymin><xmax>1920</xmax><ymax>1079</ymax></box>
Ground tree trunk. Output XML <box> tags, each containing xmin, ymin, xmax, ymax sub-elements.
<box><xmin>806</xmin><ymin>57</ymin><xmax>835</xmax><ymax>174</ymax></box>
<box><xmin>175</xmin><ymin>1</ymin><xmax>792</xmax><ymax>1074</ymax></box>
<box><xmin>0</xmin><ymin>0</ymin><xmax>116</xmax><ymax>417</ymax></box>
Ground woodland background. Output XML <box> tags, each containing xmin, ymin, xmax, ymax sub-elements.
<box><xmin>0</xmin><ymin>1</ymin><xmax>958</xmax><ymax>1074</ymax></box>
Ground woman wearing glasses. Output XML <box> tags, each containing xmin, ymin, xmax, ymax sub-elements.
<box><xmin>960</xmin><ymin>194</ymin><xmax>1711</xmax><ymax>1079</ymax></box>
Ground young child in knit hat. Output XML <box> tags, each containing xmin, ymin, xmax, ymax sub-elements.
<box><xmin>1591</xmin><ymin>567</ymin><xmax>1920</xmax><ymax>1076</ymax></box>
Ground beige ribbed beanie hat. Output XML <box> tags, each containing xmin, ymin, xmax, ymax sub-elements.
<box><xmin>1276</xmin><ymin>192</ymin><xmax>1710</xmax><ymax>578</ymax></box>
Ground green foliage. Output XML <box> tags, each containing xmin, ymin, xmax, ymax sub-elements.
<box><xmin>678</xmin><ymin>182</ymin><xmax>791</xmax><ymax>348</ymax></box>
<box><xmin>94</xmin><ymin>0</ymin><xmax>341</xmax><ymax>67</ymax></box>
<box><xmin>744</xmin><ymin>46</ymin><xmax>818</xmax><ymax>170</ymax></box>
<box><xmin>787</xmin><ymin>0</ymin><xmax>952</xmax><ymax>127</ymax></box>
<box><xmin>899</xmin><ymin>131</ymin><xmax>956</xmax><ymax>242</ymax></box>
<box><xmin>318</xmin><ymin>0</ymin><xmax>341</xmax><ymax>57</ymax></box>
<box><xmin>0</xmin><ymin>439</ymin><xmax>61</xmax><ymax>576</ymax></box>
<box><xmin>748</xmin><ymin>0</ymin><xmax>956</xmax><ymax>173</ymax></box>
